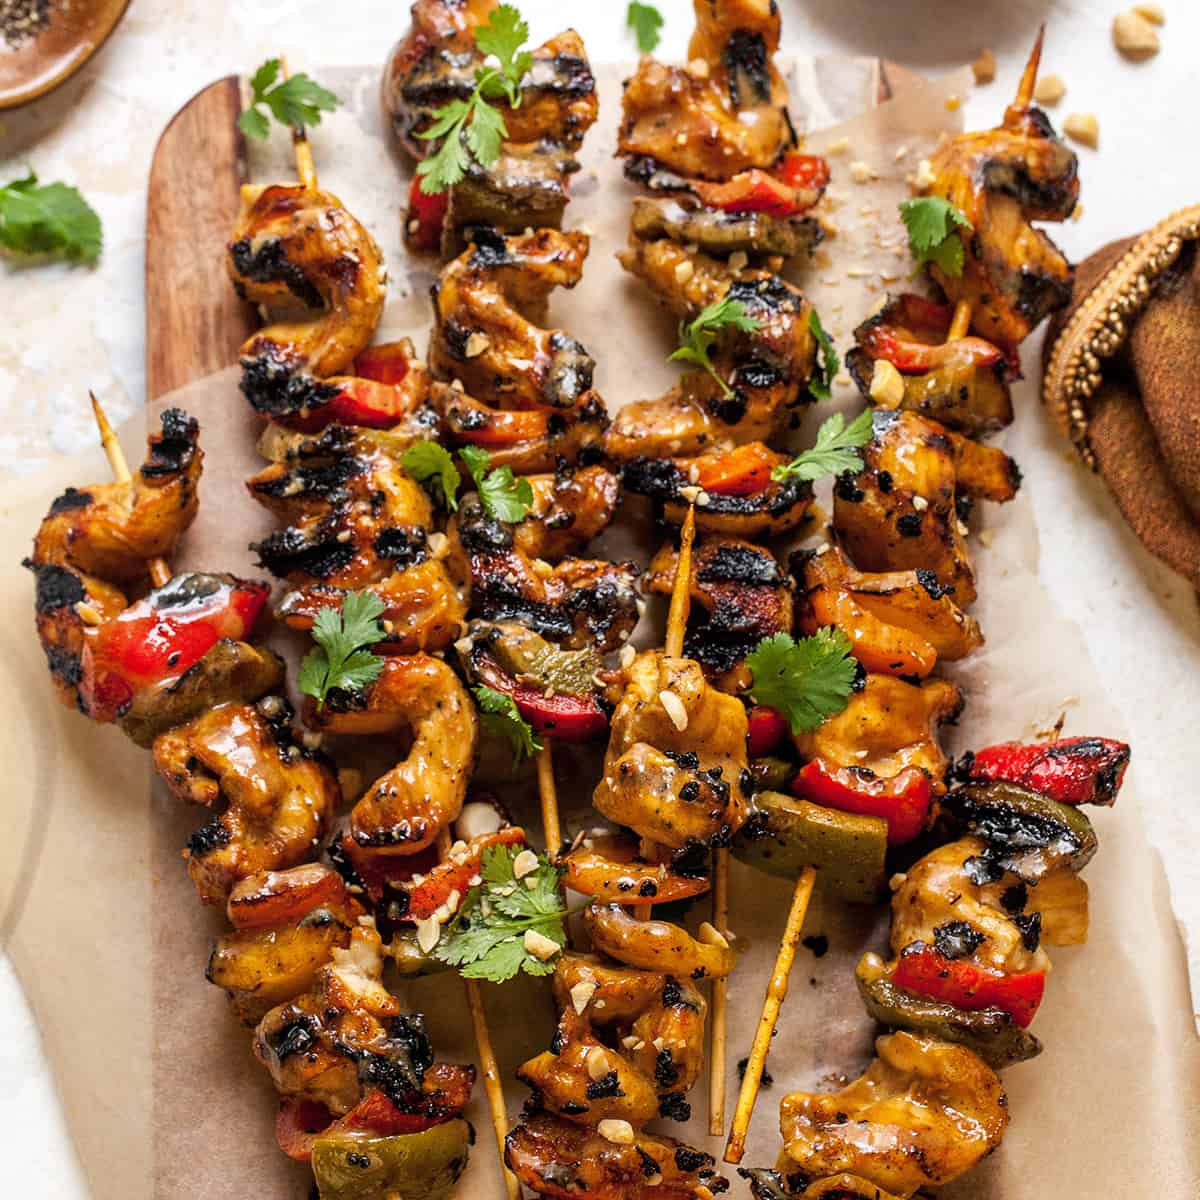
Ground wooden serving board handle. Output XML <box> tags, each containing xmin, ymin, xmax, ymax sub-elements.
<box><xmin>145</xmin><ymin>76</ymin><xmax>255</xmax><ymax>402</ymax></box>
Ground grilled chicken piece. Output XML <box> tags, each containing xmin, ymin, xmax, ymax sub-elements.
<box><xmin>583</xmin><ymin>903</ymin><xmax>735</xmax><ymax>982</ymax></box>
<box><xmin>450</xmin><ymin>492</ymin><xmax>639</xmax><ymax>651</ymax></box>
<box><xmin>254</xmin><ymin>920</ymin><xmax>474</xmax><ymax>1119</ymax></box>
<box><xmin>305</xmin><ymin>654</ymin><xmax>477</xmax><ymax>856</ymax></box>
<box><xmin>623</xmin><ymin>449</ymin><xmax>813</xmax><ymax>541</ymax></box>
<box><xmin>740</xmin><ymin>1170</ymin><xmax>907</xmax><ymax>1200</ymax></box>
<box><xmin>229</xmin><ymin>185</ymin><xmax>387</xmax><ymax>419</ymax></box>
<box><xmin>31</xmin><ymin>407</ymin><xmax>200</xmax><ymax>585</ymax></box>
<box><xmin>384</xmin><ymin>3</ymin><xmax>597</xmax><ymax>158</ymax></box>
<box><xmin>248</xmin><ymin>438</ymin><xmax>465</xmax><ymax>654</ymax></box>
<box><xmin>506</xmin><ymin>1111</ymin><xmax>725</xmax><ymax>1199</ymax></box>
<box><xmin>552</xmin><ymin>954</ymin><xmax>709</xmax><ymax>1098</ymax></box>
<box><xmin>618</xmin><ymin>0</ymin><xmax>793</xmax><ymax>180</ymax></box>
<box><xmin>511</xmin><ymin>465</ymin><xmax>620</xmax><ymax>561</ymax></box>
<box><xmin>152</xmin><ymin>697</ymin><xmax>340</xmax><ymax>906</ymax></box>
<box><xmin>778</xmin><ymin>1031</ymin><xmax>1008</xmax><ymax>1198</ymax></box>
<box><xmin>434</xmin><ymin>380</ymin><xmax>608</xmax><ymax>472</ymax></box>
<box><xmin>794</xmin><ymin>674</ymin><xmax>962</xmax><ymax>795</ymax></box>
<box><xmin>610</xmin><ymin>254</ymin><xmax>817</xmax><ymax>459</ymax></box>
<box><xmin>922</xmin><ymin>37</ymin><xmax>1077</xmax><ymax>357</ymax></box>
<box><xmin>794</xmin><ymin>544</ymin><xmax>982</xmax><ymax>679</ymax></box>
<box><xmin>629</xmin><ymin>193</ymin><xmax>821</xmax><ymax>262</ymax></box>
<box><xmin>647</xmin><ymin>536</ymin><xmax>791</xmax><ymax>690</ymax></box>
<box><xmin>847</xmin><ymin>294</ymin><xmax>1014</xmax><ymax>435</ymax></box>
<box><xmin>889</xmin><ymin>836</ymin><xmax>1089</xmax><ymax>974</ymax></box>
<box><xmin>832</xmin><ymin>411</ymin><xmax>1019</xmax><ymax>606</ymax></box>
<box><xmin>430</xmin><ymin>227</ymin><xmax>598</xmax><ymax>410</ymax></box>
<box><xmin>208</xmin><ymin>863</ymin><xmax>365</xmax><ymax>1025</ymax></box>
<box><xmin>594</xmin><ymin>649</ymin><xmax>751</xmax><ymax>849</ymax></box>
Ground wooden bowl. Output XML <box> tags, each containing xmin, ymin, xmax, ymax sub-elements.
<box><xmin>0</xmin><ymin>0</ymin><xmax>131</xmax><ymax>110</ymax></box>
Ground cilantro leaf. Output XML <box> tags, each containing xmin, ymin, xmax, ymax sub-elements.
<box><xmin>627</xmin><ymin>2</ymin><xmax>664</xmax><ymax>53</ymax></box>
<box><xmin>460</xmin><ymin>445</ymin><xmax>534</xmax><ymax>524</ymax></box>
<box><xmin>807</xmin><ymin>309</ymin><xmax>840</xmax><ymax>402</ymax></box>
<box><xmin>0</xmin><ymin>173</ymin><xmax>102</xmax><ymax>265</ymax></box>
<box><xmin>402</xmin><ymin>441</ymin><xmax>462</xmax><ymax>511</ymax></box>
<box><xmin>416</xmin><ymin>4</ymin><xmax>531</xmax><ymax>193</ymax></box>
<box><xmin>474</xmin><ymin>684</ymin><xmax>542</xmax><ymax>765</ymax></box>
<box><xmin>669</xmin><ymin>295</ymin><xmax>761</xmax><ymax>398</ymax></box>
<box><xmin>298</xmin><ymin>590</ymin><xmax>386</xmax><ymax>709</ymax></box>
<box><xmin>239</xmin><ymin>57</ymin><xmax>339</xmax><ymax>141</ymax></box>
<box><xmin>434</xmin><ymin>843</ymin><xmax>568</xmax><ymax>982</ymax></box>
<box><xmin>899</xmin><ymin>196</ymin><xmax>972</xmax><ymax>278</ymax></box>
<box><xmin>746</xmin><ymin>629</ymin><xmax>858</xmax><ymax>735</ymax></box>
<box><xmin>772</xmin><ymin>409</ymin><xmax>873</xmax><ymax>484</ymax></box>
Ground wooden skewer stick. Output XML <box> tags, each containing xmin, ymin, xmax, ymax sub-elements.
<box><xmin>537</xmin><ymin>741</ymin><xmax>561</xmax><ymax>859</ymax></box>
<box><xmin>90</xmin><ymin>393</ymin><xmax>171</xmax><ymax>589</ymax></box>
<box><xmin>664</xmin><ymin>504</ymin><xmax>696</xmax><ymax>659</ymax></box>
<box><xmin>435</xmin><ymin>827</ymin><xmax>521</xmax><ymax>1200</ymax></box>
<box><xmin>278</xmin><ymin>55</ymin><xmax>318</xmax><ymax>191</ymax></box>
<box><xmin>947</xmin><ymin>299</ymin><xmax>972</xmax><ymax>342</ymax></box>
<box><xmin>1006</xmin><ymin>25</ymin><xmax>1044</xmax><ymax>127</ymax></box>
<box><xmin>708</xmin><ymin>843</ymin><xmax>730</xmax><ymax>1135</ymax></box>
<box><xmin>724</xmin><ymin>866</ymin><xmax>817</xmax><ymax>1164</ymax></box>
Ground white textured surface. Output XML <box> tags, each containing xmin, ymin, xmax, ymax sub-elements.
<box><xmin>3</xmin><ymin>0</ymin><xmax>1199</xmax><ymax>1194</ymax></box>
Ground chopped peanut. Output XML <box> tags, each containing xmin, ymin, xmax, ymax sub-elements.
<box><xmin>1033</xmin><ymin>73</ymin><xmax>1067</xmax><ymax>105</ymax></box>
<box><xmin>971</xmin><ymin>49</ymin><xmax>996</xmax><ymax>85</ymax></box>
<box><xmin>869</xmin><ymin>359</ymin><xmax>905</xmax><ymax>408</ymax></box>
<box><xmin>1063</xmin><ymin>112</ymin><xmax>1100</xmax><ymax>149</ymax></box>
<box><xmin>1113</xmin><ymin>10</ymin><xmax>1161</xmax><ymax>60</ymax></box>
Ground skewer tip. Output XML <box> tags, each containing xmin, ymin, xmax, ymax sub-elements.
<box><xmin>1010</xmin><ymin>25</ymin><xmax>1045</xmax><ymax>119</ymax></box>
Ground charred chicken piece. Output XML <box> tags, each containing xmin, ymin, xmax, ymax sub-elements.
<box><xmin>248</xmin><ymin>438</ymin><xmax>465</xmax><ymax>654</ymax></box>
<box><xmin>430</xmin><ymin>227</ymin><xmax>599</xmax><ymax>410</ymax></box>
<box><xmin>594</xmin><ymin>649</ymin><xmax>751</xmax><ymax>849</ymax></box>
<box><xmin>30</xmin><ymin>407</ymin><xmax>200</xmax><ymax>585</ymax></box>
<box><xmin>152</xmin><ymin>696</ymin><xmax>340</xmax><ymax>906</ymax></box>
<box><xmin>847</xmin><ymin>294</ymin><xmax>1014</xmax><ymax>435</ymax></box>
<box><xmin>623</xmin><ymin>448</ymin><xmax>814</xmax><ymax>541</ymax></box>
<box><xmin>562</xmin><ymin>831</ymin><xmax>713</xmax><ymax>905</ymax></box>
<box><xmin>832</xmin><ymin>411</ymin><xmax>1020</xmax><ymax>606</ymax></box>
<box><xmin>208</xmin><ymin>863</ymin><xmax>365</xmax><ymax>1025</ymax></box>
<box><xmin>794</xmin><ymin>544</ymin><xmax>982</xmax><ymax>679</ymax></box>
<box><xmin>583</xmin><ymin>903</ymin><xmax>736</xmax><ymax>982</ymax></box>
<box><xmin>434</xmin><ymin>380</ymin><xmax>607</xmax><ymax>472</ymax></box>
<box><xmin>255</xmin><ymin>920</ymin><xmax>475</xmax><ymax>1119</ymax></box>
<box><xmin>778</xmin><ymin>1031</ymin><xmax>1008</xmax><ymax>1198</ymax></box>
<box><xmin>228</xmin><ymin>185</ymin><xmax>387</xmax><ymax>420</ymax></box>
<box><xmin>511</xmin><ymin>464</ymin><xmax>621</xmax><ymax>561</ymax></box>
<box><xmin>922</xmin><ymin>37</ymin><xmax>1077</xmax><ymax>357</ymax></box>
<box><xmin>305</xmin><ymin>654</ymin><xmax>477</xmax><ymax>856</ymax></box>
<box><xmin>646</xmin><ymin>536</ymin><xmax>792</xmax><ymax>691</ymax></box>
<box><xmin>506</xmin><ymin>1111</ymin><xmax>726</xmax><ymax>1199</ymax></box>
<box><xmin>794</xmin><ymin>673</ymin><xmax>962</xmax><ymax>795</ymax></box>
<box><xmin>618</xmin><ymin>0</ymin><xmax>794</xmax><ymax>180</ymax></box>
<box><xmin>450</xmin><ymin>491</ymin><xmax>639</xmax><ymax>652</ymax></box>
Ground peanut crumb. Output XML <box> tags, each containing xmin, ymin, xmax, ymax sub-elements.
<box><xmin>868</xmin><ymin>359</ymin><xmax>904</xmax><ymax>407</ymax></box>
<box><xmin>1063</xmin><ymin>112</ymin><xmax>1100</xmax><ymax>149</ymax></box>
<box><xmin>1033</xmin><ymin>73</ymin><xmax>1066</xmax><ymax>105</ymax></box>
<box><xmin>848</xmin><ymin>160</ymin><xmax>874</xmax><ymax>185</ymax></box>
<box><xmin>1113</xmin><ymin>10</ymin><xmax>1161</xmax><ymax>59</ymax></box>
<box><xmin>1133</xmin><ymin>3</ymin><xmax>1165</xmax><ymax>24</ymax></box>
<box><xmin>971</xmin><ymin>49</ymin><xmax>996</xmax><ymax>85</ymax></box>
<box><xmin>523</xmin><ymin>929</ymin><xmax>560</xmax><ymax>961</ymax></box>
<box><xmin>825</xmin><ymin>136</ymin><xmax>850</xmax><ymax>156</ymax></box>
<box><xmin>598</xmin><ymin>1119</ymin><xmax>635</xmax><ymax>1145</ymax></box>
<box><xmin>944</xmin><ymin>94</ymin><xmax>962</xmax><ymax>112</ymax></box>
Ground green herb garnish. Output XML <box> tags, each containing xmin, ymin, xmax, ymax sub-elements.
<box><xmin>297</xmin><ymin>590</ymin><xmax>386</xmax><ymax>709</ymax></box>
<box><xmin>807</xmin><ymin>309</ymin><xmax>840</xmax><ymax>402</ymax></box>
<box><xmin>0</xmin><ymin>173</ymin><xmax>101</xmax><ymax>265</ymax></box>
<box><xmin>771</xmin><ymin>409</ymin><xmax>873</xmax><ymax>483</ymax></box>
<box><xmin>238</xmin><ymin>59</ymin><xmax>339</xmax><ymax>141</ymax></box>
<box><xmin>745</xmin><ymin>629</ymin><xmax>858</xmax><ymax>735</ymax></box>
<box><xmin>402</xmin><ymin>441</ymin><xmax>462</xmax><ymax>511</ymax></box>
<box><xmin>627</xmin><ymin>2</ymin><xmax>664</xmax><ymax>53</ymax></box>
<box><xmin>669</xmin><ymin>295</ymin><xmax>761</xmax><ymax>399</ymax></box>
<box><xmin>460</xmin><ymin>445</ymin><xmax>534</xmax><ymax>524</ymax></box>
<box><xmin>473</xmin><ymin>684</ymin><xmax>542</xmax><ymax>765</ymax></box>
<box><xmin>899</xmin><ymin>196</ymin><xmax>972</xmax><ymax>278</ymax></box>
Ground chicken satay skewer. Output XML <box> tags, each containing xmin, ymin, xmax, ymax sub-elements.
<box><xmin>90</xmin><ymin>393</ymin><xmax>172</xmax><ymax>589</ymax></box>
<box><xmin>278</xmin><ymin>55</ymin><xmax>318</xmax><ymax>192</ymax></box>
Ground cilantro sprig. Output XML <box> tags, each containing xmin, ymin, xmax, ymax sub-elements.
<box><xmin>771</xmin><ymin>409</ymin><xmax>873</xmax><ymax>483</ymax></box>
<box><xmin>416</xmin><ymin>4</ymin><xmax>533</xmax><ymax>195</ymax></box>
<box><xmin>434</xmin><ymin>843</ymin><xmax>569</xmax><ymax>982</ymax></box>
<box><xmin>669</xmin><ymin>295</ymin><xmax>761</xmax><ymax>399</ymax></box>
<box><xmin>627</xmin><ymin>2</ymin><xmax>664</xmax><ymax>53</ymax></box>
<box><xmin>474</xmin><ymin>684</ymin><xmax>542</xmax><ymax>765</ymax></box>
<box><xmin>298</xmin><ymin>590</ymin><xmax>386</xmax><ymax>709</ymax></box>
<box><xmin>807</xmin><ymin>309</ymin><xmax>840</xmax><ymax>402</ymax></box>
<box><xmin>238</xmin><ymin>59</ymin><xmax>340</xmax><ymax>141</ymax></box>
<box><xmin>745</xmin><ymin>629</ymin><xmax>857</xmax><ymax>735</ymax></box>
<box><xmin>0</xmin><ymin>173</ymin><xmax>101</xmax><ymax>265</ymax></box>
<box><xmin>461</xmin><ymin>445</ymin><xmax>534</xmax><ymax>524</ymax></box>
<box><xmin>899</xmin><ymin>196</ymin><xmax>972</xmax><ymax>278</ymax></box>
<box><xmin>402</xmin><ymin>441</ymin><xmax>462</xmax><ymax>511</ymax></box>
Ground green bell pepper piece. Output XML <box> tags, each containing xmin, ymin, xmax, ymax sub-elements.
<box><xmin>311</xmin><ymin>1118</ymin><xmax>471</xmax><ymax>1200</ymax></box>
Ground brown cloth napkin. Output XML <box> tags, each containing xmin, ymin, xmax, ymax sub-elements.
<box><xmin>1043</xmin><ymin>208</ymin><xmax>1200</xmax><ymax>586</ymax></box>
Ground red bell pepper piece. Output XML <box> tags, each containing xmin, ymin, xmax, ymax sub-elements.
<box><xmin>476</xmin><ymin>652</ymin><xmax>608</xmax><ymax>741</ymax></box>
<box><xmin>397</xmin><ymin>827</ymin><xmax>526</xmax><ymax>921</ymax></box>
<box><xmin>694</xmin><ymin>442</ymin><xmax>781</xmax><ymax>497</ymax></box>
<box><xmin>449</xmin><ymin>406</ymin><xmax>551</xmax><ymax>449</ymax></box>
<box><xmin>969</xmin><ymin>737</ymin><xmax>1130</xmax><ymax>807</ymax></box>
<box><xmin>79</xmin><ymin>574</ymin><xmax>269</xmax><ymax>724</ymax></box>
<box><xmin>775</xmin><ymin>152</ymin><xmax>832</xmax><ymax>194</ymax></box>
<box><xmin>353</xmin><ymin>342</ymin><xmax>415</xmax><ymax>386</ymax></box>
<box><xmin>334</xmin><ymin>833</ymin><xmax>442</xmax><ymax>904</ymax></box>
<box><xmin>406</xmin><ymin>173</ymin><xmax>449</xmax><ymax>252</ymax></box>
<box><xmin>275</xmin><ymin>1068</ymin><xmax>475</xmax><ymax>1162</ymax></box>
<box><xmin>690</xmin><ymin>153</ymin><xmax>830</xmax><ymax>218</ymax></box>
<box><xmin>791</xmin><ymin>759</ymin><xmax>932</xmax><ymax>845</ymax></box>
<box><xmin>891</xmin><ymin>943</ymin><xmax>1046</xmax><ymax>1028</ymax></box>
<box><xmin>746</xmin><ymin>704</ymin><xmax>788</xmax><ymax>757</ymax></box>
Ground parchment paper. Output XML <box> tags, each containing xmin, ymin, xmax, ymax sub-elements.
<box><xmin>2</xmin><ymin>55</ymin><xmax>1198</xmax><ymax>1200</ymax></box>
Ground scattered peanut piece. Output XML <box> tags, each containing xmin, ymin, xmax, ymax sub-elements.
<box><xmin>1133</xmin><ymin>3</ymin><xmax>1165</xmax><ymax>24</ymax></box>
<box><xmin>944</xmin><ymin>94</ymin><xmax>961</xmax><ymax>112</ymax></box>
<box><xmin>869</xmin><ymin>360</ymin><xmax>904</xmax><ymax>407</ymax></box>
<box><xmin>971</xmin><ymin>49</ymin><xmax>996</xmax><ymax>84</ymax></box>
<box><xmin>1113</xmin><ymin>10</ymin><xmax>1161</xmax><ymax>60</ymax></box>
<box><xmin>848</xmin><ymin>160</ymin><xmax>874</xmax><ymax>184</ymax></box>
<box><xmin>1063</xmin><ymin>112</ymin><xmax>1100</xmax><ymax>149</ymax></box>
<box><xmin>825</xmin><ymin>136</ymin><xmax>850</xmax><ymax>156</ymax></box>
<box><xmin>1033</xmin><ymin>73</ymin><xmax>1067</xmax><ymax>105</ymax></box>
